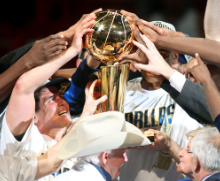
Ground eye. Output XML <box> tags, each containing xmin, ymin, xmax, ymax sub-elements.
<box><xmin>47</xmin><ymin>96</ymin><xmax>55</xmax><ymax>103</ymax></box>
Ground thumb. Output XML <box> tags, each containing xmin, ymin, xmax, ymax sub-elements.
<box><xmin>96</xmin><ymin>95</ymin><xmax>108</xmax><ymax>105</ymax></box>
<box><xmin>134</xmin><ymin>63</ymin><xmax>150</xmax><ymax>72</ymax></box>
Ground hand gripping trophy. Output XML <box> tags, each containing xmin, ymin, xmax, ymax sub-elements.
<box><xmin>84</xmin><ymin>10</ymin><xmax>136</xmax><ymax>112</ymax></box>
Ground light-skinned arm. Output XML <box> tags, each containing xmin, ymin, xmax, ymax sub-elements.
<box><xmin>6</xmin><ymin>13</ymin><xmax>96</xmax><ymax>136</ymax></box>
<box><xmin>204</xmin><ymin>0</ymin><xmax>220</xmax><ymax>41</ymax></box>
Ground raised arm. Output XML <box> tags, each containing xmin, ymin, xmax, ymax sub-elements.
<box><xmin>0</xmin><ymin>8</ymin><xmax>102</xmax><ymax>107</ymax></box>
<box><xmin>120</xmin><ymin>10</ymin><xmax>220</xmax><ymax>65</ymax></box>
<box><xmin>204</xmin><ymin>0</ymin><xmax>220</xmax><ymax>41</ymax></box>
<box><xmin>6</xmin><ymin>13</ymin><xmax>96</xmax><ymax>136</ymax></box>
<box><xmin>0</xmin><ymin>37</ymin><xmax>67</xmax><ymax>105</ymax></box>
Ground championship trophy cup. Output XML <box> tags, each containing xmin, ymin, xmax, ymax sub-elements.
<box><xmin>85</xmin><ymin>10</ymin><xmax>136</xmax><ymax>112</ymax></box>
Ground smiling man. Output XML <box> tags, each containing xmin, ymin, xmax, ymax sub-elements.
<box><xmin>53</xmin><ymin>111</ymin><xmax>151</xmax><ymax>181</ymax></box>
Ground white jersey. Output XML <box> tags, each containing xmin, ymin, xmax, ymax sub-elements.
<box><xmin>120</xmin><ymin>78</ymin><xmax>203</xmax><ymax>181</ymax></box>
<box><xmin>0</xmin><ymin>155</ymin><xmax>37</xmax><ymax>181</ymax></box>
<box><xmin>0</xmin><ymin>109</ymin><xmax>78</xmax><ymax>181</ymax></box>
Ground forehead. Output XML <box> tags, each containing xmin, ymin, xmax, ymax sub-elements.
<box><xmin>112</xmin><ymin>148</ymin><xmax>127</xmax><ymax>155</ymax></box>
<box><xmin>39</xmin><ymin>86</ymin><xmax>59</xmax><ymax>97</ymax></box>
<box><xmin>187</xmin><ymin>138</ymin><xmax>193</xmax><ymax>149</ymax></box>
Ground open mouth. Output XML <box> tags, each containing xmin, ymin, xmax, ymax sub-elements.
<box><xmin>58</xmin><ymin>110</ymin><xmax>67</xmax><ymax>116</ymax></box>
<box><xmin>179</xmin><ymin>161</ymin><xmax>184</xmax><ymax>165</ymax></box>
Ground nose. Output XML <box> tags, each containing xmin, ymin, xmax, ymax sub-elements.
<box><xmin>56</xmin><ymin>96</ymin><xmax>66</xmax><ymax>106</ymax></box>
<box><xmin>123</xmin><ymin>152</ymin><xmax>128</xmax><ymax>162</ymax></box>
<box><xmin>178</xmin><ymin>148</ymin><xmax>184</xmax><ymax>158</ymax></box>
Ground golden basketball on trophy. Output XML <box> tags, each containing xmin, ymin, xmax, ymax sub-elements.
<box><xmin>85</xmin><ymin>9</ymin><xmax>136</xmax><ymax>113</ymax></box>
<box><xmin>84</xmin><ymin>9</ymin><xmax>136</xmax><ymax>65</ymax></box>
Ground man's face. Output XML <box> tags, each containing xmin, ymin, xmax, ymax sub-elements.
<box><xmin>177</xmin><ymin>138</ymin><xmax>193</xmax><ymax>177</ymax></box>
<box><xmin>35</xmin><ymin>86</ymin><xmax>72</xmax><ymax>133</ymax></box>
<box><xmin>141</xmin><ymin>49</ymin><xmax>179</xmax><ymax>83</ymax></box>
<box><xmin>106</xmin><ymin>148</ymin><xmax>128</xmax><ymax>180</ymax></box>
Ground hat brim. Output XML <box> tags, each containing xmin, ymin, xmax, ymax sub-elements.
<box><xmin>59</xmin><ymin>121</ymin><xmax>151</xmax><ymax>159</ymax></box>
<box><xmin>35</xmin><ymin>78</ymin><xmax>70</xmax><ymax>94</ymax></box>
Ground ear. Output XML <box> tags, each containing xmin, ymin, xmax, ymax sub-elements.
<box><xmin>99</xmin><ymin>151</ymin><xmax>110</xmax><ymax>166</ymax></box>
<box><xmin>34</xmin><ymin>115</ymin><xmax>39</xmax><ymax>124</ymax></box>
<box><xmin>192</xmin><ymin>155</ymin><xmax>201</xmax><ymax>173</ymax></box>
<box><xmin>173</xmin><ymin>52</ymin><xmax>179</xmax><ymax>61</ymax></box>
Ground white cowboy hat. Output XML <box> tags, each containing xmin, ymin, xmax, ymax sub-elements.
<box><xmin>59</xmin><ymin>111</ymin><xmax>151</xmax><ymax>159</ymax></box>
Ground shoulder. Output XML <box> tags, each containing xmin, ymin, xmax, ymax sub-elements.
<box><xmin>207</xmin><ymin>173</ymin><xmax>220</xmax><ymax>181</ymax></box>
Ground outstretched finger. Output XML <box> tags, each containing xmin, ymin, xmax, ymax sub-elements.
<box><xmin>132</xmin><ymin>40</ymin><xmax>150</xmax><ymax>57</ymax></box>
<box><xmin>120</xmin><ymin>10</ymin><xmax>140</xmax><ymax>22</ymax></box>
<box><xmin>48</xmin><ymin>45</ymin><xmax>67</xmax><ymax>55</ymax></box>
<box><xmin>80</xmin><ymin>19</ymin><xmax>96</xmax><ymax>30</ymax></box>
<box><xmin>132</xmin><ymin>24</ymin><xmax>145</xmax><ymax>46</ymax></box>
<box><xmin>47</xmin><ymin>39</ymin><xmax>68</xmax><ymax>49</ymax></box>
<box><xmin>139</xmin><ymin>33</ymin><xmax>156</xmax><ymax>51</ymax></box>
<box><xmin>92</xmin><ymin>8</ymin><xmax>102</xmax><ymax>14</ymax></box>
<box><xmin>95</xmin><ymin>95</ymin><xmax>108</xmax><ymax>105</ymax></box>
<box><xmin>141</xmin><ymin>20</ymin><xmax>162</xmax><ymax>35</ymax></box>
<box><xmin>134</xmin><ymin>63</ymin><xmax>150</xmax><ymax>72</ymax></box>
<box><xmin>195</xmin><ymin>53</ymin><xmax>204</xmax><ymax>65</ymax></box>
<box><xmin>81</xmin><ymin>13</ymin><xmax>96</xmax><ymax>25</ymax></box>
<box><xmin>43</xmin><ymin>34</ymin><xmax>64</xmax><ymax>43</ymax></box>
<box><xmin>119</xmin><ymin>53</ymin><xmax>141</xmax><ymax>62</ymax></box>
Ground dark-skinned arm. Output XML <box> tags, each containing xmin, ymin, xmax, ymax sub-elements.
<box><xmin>0</xmin><ymin>38</ymin><xmax>67</xmax><ymax>106</ymax></box>
<box><xmin>120</xmin><ymin>10</ymin><xmax>220</xmax><ymax>65</ymax></box>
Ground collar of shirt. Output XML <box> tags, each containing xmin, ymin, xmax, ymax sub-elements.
<box><xmin>90</xmin><ymin>163</ymin><xmax>112</xmax><ymax>181</ymax></box>
<box><xmin>201</xmin><ymin>173</ymin><xmax>216</xmax><ymax>181</ymax></box>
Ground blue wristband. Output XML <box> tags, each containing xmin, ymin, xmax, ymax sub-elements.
<box><xmin>184</xmin><ymin>33</ymin><xmax>189</xmax><ymax>37</ymax></box>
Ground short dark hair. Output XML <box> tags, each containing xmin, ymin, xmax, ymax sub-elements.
<box><xmin>34</xmin><ymin>91</ymin><xmax>41</xmax><ymax>112</ymax></box>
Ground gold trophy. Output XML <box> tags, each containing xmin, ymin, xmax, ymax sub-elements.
<box><xmin>85</xmin><ymin>10</ymin><xmax>136</xmax><ymax>112</ymax></box>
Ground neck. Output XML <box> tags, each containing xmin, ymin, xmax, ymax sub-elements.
<box><xmin>141</xmin><ymin>78</ymin><xmax>161</xmax><ymax>90</ymax></box>
<box><xmin>41</xmin><ymin>126</ymin><xmax>68</xmax><ymax>141</ymax></box>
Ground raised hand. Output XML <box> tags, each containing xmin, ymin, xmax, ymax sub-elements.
<box><xmin>70</xmin><ymin>13</ymin><xmax>96</xmax><ymax>54</ymax></box>
<box><xmin>58</xmin><ymin>8</ymin><xmax>102</xmax><ymax>45</ymax></box>
<box><xmin>120</xmin><ymin>10</ymin><xmax>159</xmax><ymax>43</ymax></box>
<box><xmin>133</xmin><ymin>129</ymin><xmax>171</xmax><ymax>151</ymax></box>
<box><xmin>128</xmin><ymin>33</ymin><xmax>174</xmax><ymax>79</ymax></box>
<box><xmin>81</xmin><ymin>80</ymin><xmax>107</xmax><ymax>117</ymax></box>
<box><xmin>185</xmin><ymin>53</ymin><xmax>212</xmax><ymax>85</ymax></box>
<box><xmin>119</xmin><ymin>24</ymin><xmax>148</xmax><ymax>69</ymax></box>
<box><xmin>23</xmin><ymin>34</ymin><xmax>68</xmax><ymax>68</ymax></box>
<box><xmin>141</xmin><ymin>20</ymin><xmax>186</xmax><ymax>37</ymax></box>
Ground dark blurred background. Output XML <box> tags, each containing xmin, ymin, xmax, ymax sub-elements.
<box><xmin>0</xmin><ymin>0</ymin><xmax>208</xmax><ymax>68</ymax></box>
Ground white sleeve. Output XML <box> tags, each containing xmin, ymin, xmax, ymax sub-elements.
<box><xmin>0</xmin><ymin>155</ymin><xmax>37</xmax><ymax>181</ymax></box>
<box><xmin>169</xmin><ymin>71</ymin><xmax>186</xmax><ymax>92</ymax></box>
<box><xmin>0</xmin><ymin>108</ymin><xmax>34</xmax><ymax>155</ymax></box>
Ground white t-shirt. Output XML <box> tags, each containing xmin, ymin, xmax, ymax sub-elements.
<box><xmin>0</xmin><ymin>109</ymin><xmax>77</xmax><ymax>181</ymax></box>
<box><xmin>0</xmin><ymin>155</ymin><xmax>37</xmax><ymax>181</ymax></box>
<box><xmin>120</xmin><ymin>78</ymin><xmax>203</xmax><ymax>181</ymax></box>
